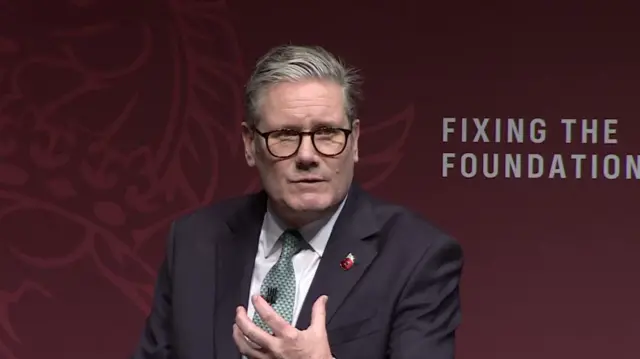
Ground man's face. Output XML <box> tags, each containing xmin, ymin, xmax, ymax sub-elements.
<box><xmin>242</xmin><ymin>79</ymin><xmax>360</xmax><ymax>216</ymax></box>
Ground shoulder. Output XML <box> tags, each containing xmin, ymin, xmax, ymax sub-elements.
<box><xmin>362</xmin><ymin>194</ymin><xmax>464</xmax><ymax>303</ymax></box>
<box><xmin>175</xmin><ymin>193</ymin><xmax>254</xmax><ymax>226</ymax></box>
<box><xmin>169</xmin><ymin>192</ymin><xmax>265</xmax><ymax>243</ymax></box>
<box><xmin>366</xmin><ymin>193</ymin><xmax>462</xmax><ymax>259</ymax></box>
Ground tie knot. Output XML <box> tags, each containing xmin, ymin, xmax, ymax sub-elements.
<box><xmin>279</xmin><ymin>229</ymin><xmax>304</xmax><ymax>258</ymax></box>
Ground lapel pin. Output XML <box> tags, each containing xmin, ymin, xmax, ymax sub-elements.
<box><xmin>340</xmin><ymin>253</ymin><xmax>355</xmax><ymax>271</ymax></box>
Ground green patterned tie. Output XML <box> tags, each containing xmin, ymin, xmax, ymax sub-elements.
<box><xmin>253</xmin><ymin>229</ymin><xmax>304</xmax><ymax>333</ymax></box>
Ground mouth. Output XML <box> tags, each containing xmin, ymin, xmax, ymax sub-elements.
<box><xmin>291</xmin><ymin>178</ymin><xmax>325</xmax><ymax>184</ymax></box>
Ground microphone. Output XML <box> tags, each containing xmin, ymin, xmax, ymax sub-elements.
<box><xmin>264</xmin><ymin>287</ymin><xmax>278</xmax><ymax>305</ymax></box>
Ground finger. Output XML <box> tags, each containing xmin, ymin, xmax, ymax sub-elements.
<box><xmin>233</xmin><ymin>324</ymin><xmax>265</xmax><ymax>354</ymax></box>
<box><xmin>233</xmin><ymin>324</ymin><xmax>262</xmax><ymax>350</ymax></box>
<box><xmin>233</xmin><ymin>326</ymin><xmax>271</xmax><ymax>359</ymax></box>
<box><xmin>310</xmin><ymin>295</ymin><xmax>328</xmax><ymax>331</ymax></box>
<box><xmin>252</xmin><ymin>294</ymin><xmax>295</xmax><ymax>337</ymax></box>
<box><xmin>235</xmin><ymin>305</ymin><xmax>277</xmax><ymax>349</ymax></box>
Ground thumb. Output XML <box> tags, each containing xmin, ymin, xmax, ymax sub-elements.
<box><xmin>310</xmin><ymin>295</ymin><xmax>328</xmax><ymax>330</ymax></box>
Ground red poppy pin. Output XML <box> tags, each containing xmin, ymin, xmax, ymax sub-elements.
<box><xmin>340</xmin><ymin>253</ymin><xmax>355</xmax><ymax>271</ymax></box>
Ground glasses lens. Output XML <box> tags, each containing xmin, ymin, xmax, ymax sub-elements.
<box><xmin>313</xmin><ymin>128</ymin><xmax>347</xmax><ymax>155</ymax></box>
<box><xmin>265</xmin><ymin>128</ymin><xmax>348</xmax><ymax>157</ymax></box>
<box><xmin>267</xmin><ymin>130</ymin><xmax>300</xmax><ymax>157</ymax></box>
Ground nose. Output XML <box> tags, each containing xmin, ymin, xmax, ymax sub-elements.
<box><xmin>295</xmin><ymin>135</ymin><xmax>319</xmax><ymax>169</ymax></box>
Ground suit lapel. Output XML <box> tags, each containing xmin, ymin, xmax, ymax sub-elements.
<box><xmin>213</xmin><ymin>192</ymin><xmax>266</xmax><ymax>359</ymax></box>
<box><xmin>295</xmin><ymin>185</ymin><xmax>380</xmax><ymax>330</ymax></box>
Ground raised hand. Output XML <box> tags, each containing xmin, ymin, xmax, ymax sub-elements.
<box><xmin>233</xmin><ymin>295</ymin><xmax>332</xmax><ymax>359</ymax></box>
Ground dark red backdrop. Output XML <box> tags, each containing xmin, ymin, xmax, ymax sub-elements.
<box><xmin>1</xmin><ymin>1</ymin><xmax>639</xmax><ymax>358</ymax></box>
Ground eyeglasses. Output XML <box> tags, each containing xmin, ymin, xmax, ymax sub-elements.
<box><xmin>253</xmin><ymin>126</ymin><xmax>352</xmax><ymax>159</ymax></box>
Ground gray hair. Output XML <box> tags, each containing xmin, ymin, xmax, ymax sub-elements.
<box><xmin>244</xmin><ymin>44</ymin><xmax>362</xmax><ymax>126</ymax></box>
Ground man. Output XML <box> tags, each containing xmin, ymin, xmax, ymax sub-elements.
<box><xmin>131</xmin><ymin>44</ymin><xmax>463</xmax><ymax>359</ymax></box>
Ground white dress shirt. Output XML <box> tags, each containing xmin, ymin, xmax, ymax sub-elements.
<box><xmin>246</xmin><ymin>197</ymin><xmax>346</xmax><ymax>328</ymax></box>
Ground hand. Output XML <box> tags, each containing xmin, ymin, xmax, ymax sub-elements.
<box><xmin>233</xmin><ymin>294</ymin><xmax>332</xmax><ymax>359</ymax></box>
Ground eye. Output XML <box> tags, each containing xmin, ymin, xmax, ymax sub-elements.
<box><xmin>315</xmin><ymin>127</ymin><xmax>340</xmax><ymax>139</ymax></box>
<box><xmin>271</xmin><ymin>129</ymin><xmax>299</xmax><ymax>140</ymax></box>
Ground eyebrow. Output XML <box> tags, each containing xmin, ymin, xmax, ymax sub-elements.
<box><xmin>278</xmin><ymin>118</ymin><xmax>348</xmax><ymax>130</ymax></box>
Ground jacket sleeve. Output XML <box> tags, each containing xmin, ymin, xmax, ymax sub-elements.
<box><xmin>130</xmin><ymin>221</ymin><xmax>177</xmax><ymax>359</ymax></box>
<box><xmin>388</xmin><ymin>236</ymin><xmax>464</xmax><ymax>359</ymax></box>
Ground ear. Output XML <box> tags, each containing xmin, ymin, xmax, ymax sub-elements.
<box><xmin>350</xmin><ymin>119</ymin><xmax>360</xmax><ymax>163</ymax></box>
<box><xmin>241</xmin><ymin>122</ymin><xmax>256</xmax><ymax>167</ymax></box>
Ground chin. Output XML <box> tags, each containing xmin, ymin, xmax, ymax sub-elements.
<box><xmin>286</xmin><ymin>193</ymin><xmax>335</xmax><ymax>212</ymax></box>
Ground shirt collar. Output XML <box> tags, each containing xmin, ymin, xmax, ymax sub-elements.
<box><xmin>261</xmin><ymin>195</ymin><xmax>348</xmax><ymax>258</ymax></box>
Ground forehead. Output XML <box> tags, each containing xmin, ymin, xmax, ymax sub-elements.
<box><xmin>258</xmin><ymin>79</ymin><xmax>346</xmax><ymax>129</ymax></box>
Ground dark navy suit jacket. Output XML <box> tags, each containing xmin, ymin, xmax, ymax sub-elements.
<box><xmin>130</xmin><ymin>184</ymin><xmax>463</xmax><ymax>359</ymax></box>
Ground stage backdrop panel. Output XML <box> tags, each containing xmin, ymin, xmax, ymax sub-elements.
<box><xmin>0</xmin><ymin>1</ymin><xmax>638</xmax><ymax>359</ymax></box>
